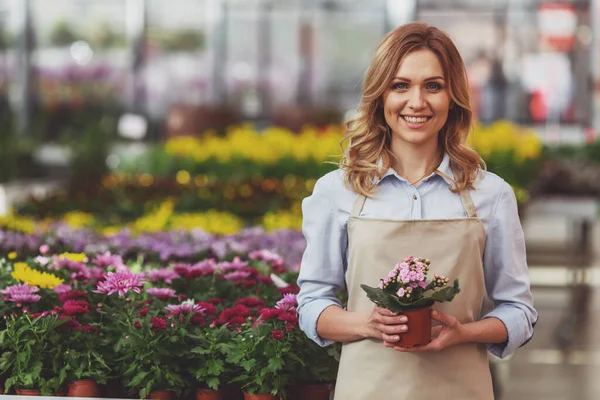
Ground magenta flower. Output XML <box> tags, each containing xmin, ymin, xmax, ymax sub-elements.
<box><xmin>165</xmin><ymin>301</ymin><xmax>205</xmax><ymax>317</ymax></box>
<box><xmin>146</xmin><ymin>288</ymin><xmax>177</xmax><ymax>300</ymax></box>
<box><xmin>275</xmin><ymin>294</ymin><xmax>298</xmax><ymax>311</ymax></box>
<box><xmin>249</xmin><ymin>249</ymin><xmax>284</xmax><ymax>266</ymax></box>
<box><xmin>93</xmin><ymin>270</ymin><xmax>145</xmax><ymax>296</ymax></box>
<box><xmin>1</xmin><ymin>283</ymin><xmax>41</xmax><ymax>305</ymax></box>
<box><xmin>145</xmin><ymin>269</ymin><xmax>180</xmax><ymax>284</ymax></box>
<box><xmin>92</xmin><ymin>251</ymin><xmax>125</xmax><ymax>269</ymax></box>
<box><xmin>39</xmin><ymin>244</ymin><xmax>50</xmax><ymax>255</ymax></box>
<box><xmin>172</xmin><ymin>259</ymin><xmax>215</xmax><ymax>279</ymax></box>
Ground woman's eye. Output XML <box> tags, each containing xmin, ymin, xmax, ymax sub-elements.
<box><xmin>426</xmin><ymin>82</ymin><xmax>442</xmax><ymax>91</ymax></box>
<box><xmin>392</xmin><ymin>82</ymin><xmax>408</xmax><ymax>90</ymax></box>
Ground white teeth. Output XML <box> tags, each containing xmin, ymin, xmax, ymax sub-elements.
<box><xmin>403</xmin><ymin>116</ymin><xmax>429</xmax><ymax>123</ymax></box>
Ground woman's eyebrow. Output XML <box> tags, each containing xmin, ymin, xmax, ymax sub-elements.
<box><xmin>391</xmin><ymin>76</ymin><xmax>445</xmax><ymax>82</ymax></box>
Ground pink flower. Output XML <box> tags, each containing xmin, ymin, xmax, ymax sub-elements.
<box><xmin>1</xmin><ymin>283</ymin><xmax>41</xmax><ymax>305</ymax></box>
<box><xmin>223</xmin><ymin>271</ymin><xmax>251</xmax><ymax>281</ymax></box>
<box><xmin>146</xmin><ymin>288</ymin><xmax>177</xmax><ymax>300</ymax></box>
<box><xmin>216</xmin><ymin>257</ymin><xmax>248</xmax><ymax>272</ymax></box>
<box><xmin>34</xmin><ymin>256</ymin><xmax>50</xmax><ymax>266</ymax></box>
<box><xmin>39</xmin><ymin>244</ymin><xmax>50</xmax><ymax>255</ymax></box>
<box><xmin>93</xmin><ymin>270</ymin><xmax>145</xmax><ymax>296</ymax></box>
<box><xmin>53</xmin><ymin>284</ymin><xmax>72</xmax><ymax>294</ymax></box>
<box><xmin>92</xmin><ymin>251</ymin><xmax>124</xmax><ymax>269</ymax></box>
<box><xmin>62</xmin><ymin>300</ymin><xmax>91</xmax><ymax>315</ymax></box>
<box><xmin>165</xmin><ymin>302</ymin><xmax>205</xmax><ymax>317</ymax></box>
<box><xmin>145</xmin><ymin>269</ymin><xmax>180</xmax><ymax>284</ymax></box>
<box><xmin>396</xmin><ymin>288</ymin><xmax>405</xmax><ymax>297</ymax></box>
<box><xmin>418</xmin><ymin>281</ymin><xmax>427</xmax><ymax>289</ymax></box>
<box><xmin>275</xmin><ymin>294</ymin><xmax>297</xmax><ymax>311</ymax></box>
<box><xmin>249</xmin><ymin>250</ymin><xmax>284</xmax><ymax>266</ymax></box>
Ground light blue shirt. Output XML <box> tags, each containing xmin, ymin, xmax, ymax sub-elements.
<box><xmin>297</xmin><ymin>153</ymin><xmax>538</xmax><ymax>359</ymax></box>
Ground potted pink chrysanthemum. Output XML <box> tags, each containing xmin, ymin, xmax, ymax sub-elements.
<box><xmin>361</xmin><ymin>256</ymin><xmax>460</xmax><ymax>347</ymax></box>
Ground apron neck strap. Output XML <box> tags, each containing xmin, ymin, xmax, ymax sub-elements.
<box><xmin>351</xmin><ymin>189</ymin><xmax>477</xmax><ymax>218</ymax></box>
<box><xmin>459</xmin><ymin>190</ymin><xmax>478</xmax><ymax>218</ymax></box>
<box><xmin>351</xmin><ymin>194</ymin><xmax>367</xmax><ymax>217</ymax></box>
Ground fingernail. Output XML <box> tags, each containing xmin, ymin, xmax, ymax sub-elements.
<box><xmin>400</xmin><ymin>326</ymin><xmax>407</xmax><ymax>332</ymax></box>
<box><xmin>392</xmin><ymin>336</ymin><xmax>399</xmax><ymax>341</ymax></box>
<box><xmin>400</xmin><ymin>316</ymin><xmax>407</xmax><ymax>323</ymax></box>
<box><xmin>432</xmin><ymin>310</ymin><xmax>438</xmax><ymax>316</ymax></box>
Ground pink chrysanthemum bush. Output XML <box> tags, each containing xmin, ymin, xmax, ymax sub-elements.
<box><xmin>361</xmin><ymin>256</ymin><xmax>461</xmax><ymax>313</ymax></box>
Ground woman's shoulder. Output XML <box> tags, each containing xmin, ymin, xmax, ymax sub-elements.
<box><xmin>310</xmin><ymin>169</ymin><xmax>357</xmax><ymax>205</ymax></box>
<box><xmin>473</xmin><ymin>169</ymin><xmax>513</xmax><ymax>195</ymax></box>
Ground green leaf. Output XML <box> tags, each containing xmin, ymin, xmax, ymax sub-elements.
<box><xmin>129</xmin><ymin>371</ymin><xmax>150</xmax><ymax>388</ymax></box>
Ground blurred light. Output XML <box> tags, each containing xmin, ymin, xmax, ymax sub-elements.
<box><xmin>233</xmin><ymin>62</ymin><xmax>252</xmax><ymax>81</ymax></box>
<box><xmin>118</xmin><ymin>114</ymin><xmax>148</xmax><ymax>140</ymax></box>
<box><xmin>70</xmin><ymin>41</ymin><xmax>94</xmax><ymax>65</ymax></box>
<box><xmin>106</xmin><ymin>154</ymin><xmax>120</xmax><ymax>170</ymax></box>
<box><xmin>176</xmin><ymin>170</ymin><xmax>191</xmax><ymax>185</ymax></box>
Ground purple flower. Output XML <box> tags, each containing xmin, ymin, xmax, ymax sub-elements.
<box><xmin>93</xmin><ymin>270</ymin><xmax>145</xmax><ymax>296</ymax></box>
<box><xmin>165</xmin><ymin>301</ymin><xmax>205</xmax><ymax>317</ymax></box>
<box><xmin>275</xmin><ymin>293</ymin><xmax>297</xmax><ymax>311</ymax></box>
<box><xmin>1</xmin><ymin>283</ymin><xmax>41</xmax><ymax>305</ymax></box>
<box><xmin>249</xmin><ymin>249</ymin><xmax>284</xmax><ymax>266</ymax></box>
<box><xmin>145</xmin><ymin>269</ymin><xmax>180</xmax><ymax>284</ymax></box>
<box><xmin>91</xmin><ymin>251</ymin><xmax>125</xmax><ymax>269</ymax></box>
<box><xmin>146</xmin><ymin>288</ymin><xmax>177</xmax><ymax>300</ymax></box>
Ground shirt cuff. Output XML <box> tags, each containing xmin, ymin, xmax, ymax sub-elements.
<box><xmin>482</xmin><ymin>307</ymin><xmax>532</xmax><ymax>359</ymax></box>
<box><xmin>298</xmin><ymin>298</ymin><xmax>341</xmax><ymax>347</ymax></box>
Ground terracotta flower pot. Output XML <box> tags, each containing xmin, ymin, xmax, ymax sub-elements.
<box><xmin>396</xmin><ymin>307</ymin><xmax>432</xmax><ymax>348</ymax></box>
<box><xmin>16</xmin><ymin>388</ymin><xmax>41</xmax><ymax>396</ymax></box>
<box><xmin>291</xmin><ymin>383</ymin><xmax>332</xmax><ymax>400</ymax></box>
<box><xmin>243</xmin><ymin>393</ymin><xmax>278</xmax><ymax>400</ymax></box>
<box><xmin>147</xmin><ymin>389</ymin><xmax>176</xmax><ymax>400</ymax></box>
<box><xmin>67</xmin><ymin>379</ymin><xmax>100</xmax><ymax>397</ymax></box>
<box><xmin>196</xmin><ymin>388</ymin><xmax>222</xmax><ymax>400</ymax></box>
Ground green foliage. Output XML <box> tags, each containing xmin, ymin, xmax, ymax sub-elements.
<box><xmin>56</xmin><ymin>329</ymin><xmax>111</xmax><ymax>384</ymax></box>
<box><xmin>0</xmin><ymin>313</ymin><xmax>70</xmax><ymax>395</ymax></box>
<box><xmin>360</xmin><ymin>279</ymin><xmax>460</xmax><ymax>313</ymax></box>
<box><xmin>189</xmin><ymin>325</ymin><xmax>234</xmax><ymax>390</ymax></box>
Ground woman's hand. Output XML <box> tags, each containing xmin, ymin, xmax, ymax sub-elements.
<box><xmin>386</xmin><ymin>309</ymin><xmax>467</xmax><ymax>352</ymax></box>
<box><xmin>364</xmin><ymin>306</ymin><xmax>408</xmax><ymax>342</ymax></box>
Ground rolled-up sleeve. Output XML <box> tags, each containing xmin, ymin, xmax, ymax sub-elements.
<box><xmin>482</xmin><ymin>181</ymin><xmax>538</xmax><ymax>358</ymax></box>
<box><xmin>297</xmin><ymin>173</ymin><xmax>347</xmax><ymax>347</ymax></box>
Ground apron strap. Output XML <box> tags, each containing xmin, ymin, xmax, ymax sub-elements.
<box><xmin>459</xmin><ymin>190</ymin><xmax>478</xmax><ymax>218</ymax></box>
<box><xmin>351</xmin><ymin>194</ymin><xmax>367</xmax><ymax>217</ymax></box>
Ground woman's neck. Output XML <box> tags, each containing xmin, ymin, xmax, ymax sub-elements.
<box><xmin>390</xmin><ymin>141</ymin><xmax>442</xmax><ymax>186</ymax></box>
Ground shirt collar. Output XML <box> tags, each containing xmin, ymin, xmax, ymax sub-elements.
<box><xmin>377</xmin><ymin>152</ymin><xmax>455</xmax><ymax>186</ymax></box>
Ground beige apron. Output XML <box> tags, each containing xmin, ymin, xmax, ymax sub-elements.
<box><xmin>333</xmin><ymin>188</ymin><xmax>494</xmax><ymax>400</ymax></box>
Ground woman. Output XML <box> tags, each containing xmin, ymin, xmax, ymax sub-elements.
<box><xmin>296</xmin><ymin>22</ymin><xmax>537</xmax><ymax>399</ymax></box>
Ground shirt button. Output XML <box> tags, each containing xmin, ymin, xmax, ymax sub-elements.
<box><xmin>412</xmin><ymin>194</ymin><xmax>417</xmax><ymax>200</ymax></box>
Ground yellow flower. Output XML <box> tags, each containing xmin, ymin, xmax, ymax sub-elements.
<box><xmin>169</xmin><ymin>211</ymin><xmax>244</xmax><ymax>235</ymax></box>
<box><xmin>58</xmin><ymin>252</ymin><xmax>88</xmax><ymax>263</ymax></box>
<box><xmin>261</xmin><ymin>210</ymin><xmax>303</xmax><ymax>231</ymax></box>
<box><xmin>11</xmin><ymin>262</ymin><xmax>64</xmax><ymax>289</ymax></box>
<box><xmin>8</xmin><ymin>252</ymin><xmax>17</xmax><ymax>260</ymax></box>
<box><xmin>62</xmin><ymin>211</ymin><xmax>95</xmax><ymax>229</ymax></box>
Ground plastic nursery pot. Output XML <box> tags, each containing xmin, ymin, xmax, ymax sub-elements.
<box><xmin>15</xmin><ymin>388</ymin><xmax>41</xmax><ymax>396</ymax></box>
<box><xmin>243</xmin><ymin>393</ymin><xmax>278</xmax><ymax>400</ymax></box>
<box><xmin>147</xmin><ymin>389</ymin><xmax>177</xmax><ymax>400</ymax></box>
<box><xmin>196</xmin><ymin>388</ymin><xmax>222</xmax><ymax>400</ymax></box>
<box><xmin>67</xmin><ymin>379</ymin><xmax>100</xmax><ymax>397</ymax></box>
<box><xmin>396</xmin><ymin>307</ymin><xmax>432</xmax><ymax>348</ymax></box>
<box><xmin>291</xmin><ymin>383</ymin><xmax>332</xmax><ymax>400</ymax></box>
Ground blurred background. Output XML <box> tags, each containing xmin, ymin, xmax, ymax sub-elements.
<box><xmin>0</xmin><ymin>0</ymin><xmax>599</xmax><ymax>398</ymax></box>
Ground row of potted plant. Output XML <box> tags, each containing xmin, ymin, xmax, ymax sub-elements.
<box><xmin>0</xmin><ymin>249</ymin><xmax>340</xmax><ymax>400</ymax></box>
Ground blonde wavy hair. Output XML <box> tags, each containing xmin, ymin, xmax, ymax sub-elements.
<box><xmin>339</xmin><ymin>22</ymin><xmax>485</xmax><ymax>196</ymax></box>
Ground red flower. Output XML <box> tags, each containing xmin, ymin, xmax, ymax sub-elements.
<box><xmin>209</xmin><ymin>297</ymin><xmax>225</xmax><ymax>305</ymax></box>
<box><xmin>177</xmin><ymin>294</ymin><xmax>187</xmax><ymax>301</ymax></box>
<box><xmin>137</xmin><ymin>308</ymin><xmax>149</xmax><ymax>317</ymax></box>
<box><xmin>257</xmin><ymin>275</ymin><xmax>274</xmax><ymax>285</ymax></box>
<box><xmin>271</xmin><ymin>265</ymin><xmax>287</xmax><ymax>275</ymax></box>
<box><xmin>271</xmin><ymin>330</ymin><xmax>284</xmax><ymax>340</ymax></box>
<box><xmin>257</xmin><ymin>308</ymin><xmax>281</xmax><ymax>321</ymax></box>
<box><xmin>76</xmin><ymin>325</ymin><xmax>100</xmax><ymax>334</ymax></box>
<box><xmin>62</xmin><ymin>300</ymin><xmax>91</xmax><ymax>316</ymax></box>
<box><xmin>235</xmin><ymin>297</ymin><xmax>265</xmax><ymax>308</ymax></box>
<box><xmin>150</xmin><ymin>317</ymin><xmax>167</xmax><ymax>331</ymax></box>
<box><xmin>285</xmin><ymin>323</ymin><xmax>295</xmax><ymax>331</ymax></box>
<box><xmin>278</xmin><ymin>311</ymin><xmax>298</xmax><ymax>326</ymax></box>
<box><xmin>279</xmin><ymin>284</ymin><xmax>300</xmax><ymax>295</ymax></box>
<box><xmin>241</xmin><ymin>279</ymin><xmax>257</xmax><ymax>288</ymax></box>
<box><xmin>58</xmin><ymin>290</ymin><xmax>88</xmax><ymax>303</ymax></box>
<box><xmin>197</xmin><ymin>302</ymin><xmax>217</xmax><ymax>315</ymax></box>
<box><xmin>133</xmin><ymin>321</ymin><xmax>142</xmax><ymax>329</ymax></box>
<box><xmin>191</xmin><ymin>314</ymin><xmax>206</xmax><ymax>327</ymax></box>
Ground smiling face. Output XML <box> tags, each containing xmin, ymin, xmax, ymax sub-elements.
<box><xmin>382</xmin><ymin>49</ymin><xmax>451</xmax><ymax>150</ymax></box>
